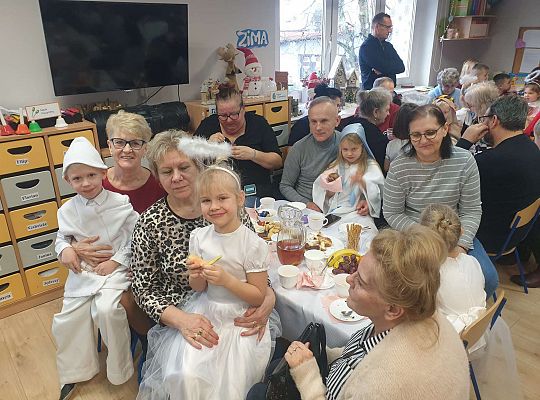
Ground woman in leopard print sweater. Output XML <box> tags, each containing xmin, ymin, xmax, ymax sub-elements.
<box><xmin>131</xmin><ymin>131</ymin><xmax>276</xmax><ymax>349</ymax></box>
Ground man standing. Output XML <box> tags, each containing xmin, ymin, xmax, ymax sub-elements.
<box><xmin>359</xmin><ymin>13</ymin><xmax>405</xmax><ymax>90</ymax></box>
<box><xmin>280</xmin><ymin>97</ymin><xmax>341</xmax><ymax>211</ymax></box>
<box><xmin>458</xmin><ymin>96</ymin><xmax>540</xmax><ymax>287</ymax></box>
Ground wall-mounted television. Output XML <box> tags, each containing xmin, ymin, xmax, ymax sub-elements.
<box><xmin>38</xmin><ymin>0</ymin><xmax>189</xmax><ymax>96</ymax></box>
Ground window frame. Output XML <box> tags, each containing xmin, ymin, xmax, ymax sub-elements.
<box><xmin>279</xmin><ymin>0</ymin><xmax>432</xmax><ymax>87</ymax></box>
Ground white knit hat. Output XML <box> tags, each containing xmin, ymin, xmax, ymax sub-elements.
<box><xmin>62</xmin><ymin>137</ymin><xmax>107</xmax><ymax>177</ymax></box>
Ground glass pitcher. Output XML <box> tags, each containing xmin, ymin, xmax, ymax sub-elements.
<box><xmin>276</xmin><ymin>204</ymin><xmax>306</xmax><ymax>266</ymax></box>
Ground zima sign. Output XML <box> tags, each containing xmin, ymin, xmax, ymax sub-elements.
<box><xmin>236</xmin><ymin>29</ymin><xmax>269</xmax><ymax>48</ymax></box>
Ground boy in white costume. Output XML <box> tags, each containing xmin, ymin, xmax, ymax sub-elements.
<box><xmin>52</xmin><ymin>137</ymin><xmax>139</xmax><ymax>400</ymax></box>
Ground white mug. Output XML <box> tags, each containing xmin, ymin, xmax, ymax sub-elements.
<box><xmin>304</xmin><ymin>249</ymin><xmax>326</xmax><ymax>273</ymax></box>
<box><xmin>259</xmin><ymin>197</ymin><xmax>275</xmax><ymax>209</ymax></box>
<box><xmin>278</xmin><ymin>264</ymin><xmax>300</xmax><ymax>289</ymax></box>
<box><xmin>308</xmin><ymin>212</ymin><xmax>328</xmax><ymax>232</ymax></box>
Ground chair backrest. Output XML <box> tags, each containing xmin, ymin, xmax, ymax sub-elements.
<box><xmin>500</xmin><ymin>198</ymin><xmax>540</xmax><ymax>253</ymax></box>
<box><xmin>512</xmin><ymin>198</ymin><xmax>540</xmax><ymax>229</ymax></box>
<box><xmin>460</xmin><ymin>289</ymin><xmax>505</xmax><ymax>350</ymax></box>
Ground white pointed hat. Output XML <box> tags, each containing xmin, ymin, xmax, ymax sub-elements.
<box><xmin>62</xmin><ymin>137</ymin><xmax>107</xmax><ymax>177</ymax></box>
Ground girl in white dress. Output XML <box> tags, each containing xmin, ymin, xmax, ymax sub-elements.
<box><xmin>138</xmin><ymin>165</ymin><xmax>271</xmax><ymax>400</ymax></box>
<box><xmin>420</xmin><ymin>204</ymin><xmax>486</xmax><ymax>340</ymax></box>
<box><xmin>312</xmin><ymin>126</ymin><xmax>384</xmax><ymax>221</ymax></box>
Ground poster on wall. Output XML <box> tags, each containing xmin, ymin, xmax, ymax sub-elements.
<box><xmin>236</xmin><ymin>29</ymin><xmax>269</xmax><ymax>48</ymax></box>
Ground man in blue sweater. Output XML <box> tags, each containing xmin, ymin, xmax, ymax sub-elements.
<box><xmin>359</xmin><ymin>13</ymin><xmax>405</xmax><ymax>90</ymax></box>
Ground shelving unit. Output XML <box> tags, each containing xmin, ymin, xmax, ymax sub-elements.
<box><xmin>446</xmin><ymin>15</ymin><xmax>495</xmax><ymax>40</ymax></box>
<box><xmin>0</xmin><ymin>121</ymin><xmax>99</xmax><ymax>318</ymax></box>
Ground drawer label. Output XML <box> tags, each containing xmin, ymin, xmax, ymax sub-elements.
<box><xmin>37</xmin><ymin>252</ymin><xmax>54</xmax><ymax>260</ymax></box>
<box><xmin>43</xmin><ymin>278</ymin><xmax>60</xmax><ymax>287</ymax></box>
<box><xmin>0</xmin><ymin>291</ymin><xmax>13</xmax><ymax>303</ymax></box>
<box><xmin>21</xmin><ymin>192</ymin><xmax>39</xmax><ymax>202</ymax></box>
<box><xmin>27</xmin><ymin>221</ymin><xmax>48</xmax><ymax>231</ymax></box>
<box><xmin>16</xmin><ymin>159</ymin><xmax>29</xmax><ymax>166</ymax></box>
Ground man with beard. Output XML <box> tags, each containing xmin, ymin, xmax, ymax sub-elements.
<box><xmin>457</xmin><ymin>95</ymin><xmax>540</xmax><ymax>287</ymax></box>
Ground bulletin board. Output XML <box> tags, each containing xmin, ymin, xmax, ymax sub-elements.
<box><xmin>512</xmin><ymin>27</ymin><xmax>540</xmax><ymax>74</ymax></box>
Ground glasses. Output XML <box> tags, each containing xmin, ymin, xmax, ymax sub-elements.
<box><xmin>217</xmin><ymin>109</ymin><xmax>242</xmax><ymax>121</ymax></box>
<box><xmin>477</xmin><ymin>114</ymin><xmax>494</xmax><ymax>123</ymax></box>
<box><xmin>409</xmin><ymin>124</ymin><xmax>444</xmax><ymax>142</ymax></box>
<box><xmin>378</xmin><ymin>23</ymin><xmax>393</xmax><ymax>30</ymax></box>
<box><xmin>109</xmin><ymin>138</ymin><xmax>146</xmax><ymax>150</ymax></box>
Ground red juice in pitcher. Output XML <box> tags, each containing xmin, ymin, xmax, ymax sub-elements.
<box><xmin>277</xmin><ymin>239</ymin><xmax>305</xmax><ymax>266</ymax></box>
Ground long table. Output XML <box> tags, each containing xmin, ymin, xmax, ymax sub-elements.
<box><xmin>262</xmin><ymin>202</ymin><xmax>378</xmax><ymax>347</ymax></box>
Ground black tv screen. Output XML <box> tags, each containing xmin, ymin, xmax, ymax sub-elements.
<box><xmin>38</xmin><ymin>0</ymin><xmax>189</xmax><ymax>96</ymax></box>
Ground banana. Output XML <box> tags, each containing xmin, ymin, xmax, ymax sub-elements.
<box><xmin>327</xmin><ymin>249</ymin><xmax>361</xmax><ymax>269</ymax></box>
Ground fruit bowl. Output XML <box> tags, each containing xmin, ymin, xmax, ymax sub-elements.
<box><xmin>327</xmin><ymin>249</ymin><xmax>361</xmax><ymax>275</ymax></box>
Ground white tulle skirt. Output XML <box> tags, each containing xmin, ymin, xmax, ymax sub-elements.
<box><xmin>137</xmin><ymin>293</ymin><xmax>271</xmax><ymax>400</ymax></box>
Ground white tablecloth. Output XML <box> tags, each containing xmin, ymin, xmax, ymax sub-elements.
<box><xmin>262</xmin><ymin>201</ymin><xmax>378</xmax><ymax>347</ymax></box>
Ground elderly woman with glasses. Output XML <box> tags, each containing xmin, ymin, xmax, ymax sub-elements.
<box><xmin>195</xmin><ymin>86</ymin><xmax>282</xmax><ymax>203</ymax></box>
<box><xmin>427</xmin><ymin>68</ymin><xmax>462</xmax><ymax>109</ymax></box>
<box><xmin>383</xmin><ymin>104</ymin><xmax>498</xmax><ymax>298</ymax></box>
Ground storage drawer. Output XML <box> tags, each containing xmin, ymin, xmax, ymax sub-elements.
<box><xmin>1</xmin><ymin>171</ymin><xmax>56</xmax><ymax>208</ymax></box>
<box><xmin>0</xmin><ymin>137</ymin><xmax>49</xmax><ymax>176</ymax></box>
<box><xmin>54</xmin><ymin>167</ymin><xmax>75</xmax><ymax>196</ymax></box>
<box><xmin>244</xmin><ymin>104</ymin><xmax>264</xmax><ymax>116</ymax></box>
<box><xmin>0</xmin><ymin>273</ymin><xmax>26</xmax><ymax>307</ymax></box>
<box><xmin>0</xmin><ymin>245</ymin><xmax>18</xmax><ymax>278</ymax></box>
<box><xmin>0</xmin><ymin>213</ymin><xmax>9</xmax><ymax>244</ymax></box>
<box><xmin>9</xmin><ymin>201</ymin><xmax>59</xmax><ymax>239</ymax></box>
<box><xmin>48</xmin><ymin>130</ymin><xmax>95</xmax><ymax>165</ymax></box>
<box><xmin>264</xmin><ymin>101</ymin><xmax>289</xmax><ymax>125</ymax></box>
<box><xmin>272</xmin><ymin>123</ymin><xmax>290</xmax><ymax>147</ymax></box>
<box><xmin>17</xmin><ymin>232</ymin><xmax>57</xmax><ymax>269</ymax></box>
<box><xmin>25</xmin><ymin>261</ymin><xmax>68</xmax><ymax>295</ymax></box>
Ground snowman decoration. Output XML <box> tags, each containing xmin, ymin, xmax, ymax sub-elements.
<box><xmin>238</xmin><ymin>47</ymin><xmax>276</xmax><ymax>97</ymax></box>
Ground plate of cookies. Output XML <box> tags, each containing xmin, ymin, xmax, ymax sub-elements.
<box><xmin>305</xmin><ymin>232</ymin><xmax>344</xmax><ymax>257</ymax></box>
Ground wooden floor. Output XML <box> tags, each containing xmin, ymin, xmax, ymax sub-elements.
<box><xmin>0</xmin><ymin>265</ymin><xmax>539</xmax><ymax>400</ymax></box>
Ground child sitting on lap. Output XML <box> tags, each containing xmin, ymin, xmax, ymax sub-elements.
<box><xmin>53</xmin><ymin>137</ymin><xmax>139</xmax><ymax>400</ymax></box>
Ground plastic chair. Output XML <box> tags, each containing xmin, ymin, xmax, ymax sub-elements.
<box><xmin>487</xmin><ymin>198</ymin><xmax>540</xmax><ymax>294</ymax></box>
<box><xmin>97</xmin><ymin>328</ymin><xmax>146</xmax><ymax>384</ymax></box>
<box><xmin>461</xmin><ymin>289</ymin><xmax>507</xmax><ymax>400</ymax></box>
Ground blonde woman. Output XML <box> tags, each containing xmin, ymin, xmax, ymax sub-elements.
<box><xmin>433</xmin><ymin>95</ymin><xmax>462</xmax><ymax>141</ymax></box>
<box><xmin>282</xmin><ymin>226</ymin><xmax>469</xmax><ymax>400</ymax></box>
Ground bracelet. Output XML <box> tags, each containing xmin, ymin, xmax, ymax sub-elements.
<box><xmin>253</xmin><ymin>149</ymin><xmax>257</xmax><ymax>160</ymax></box>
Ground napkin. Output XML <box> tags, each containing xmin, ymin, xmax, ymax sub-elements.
<box><xmin>319</xmin><ymin>171</ymin><xmax>343</xmax><ymax>193</ymax></box>
<box><xmin>321</xmin><ymin>295</ymin><xmax>342</xmax><ymax>324</ymax></box>
<box><xmin>296</xmin><ymin>271</ymin><xmax>323</xmax><ymax>289</ymax></box>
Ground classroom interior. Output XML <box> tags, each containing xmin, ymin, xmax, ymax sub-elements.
<box><xmin>0</xmin><ymin>0</ymin><xmax>539</xmax><ymax>399</ymax></box>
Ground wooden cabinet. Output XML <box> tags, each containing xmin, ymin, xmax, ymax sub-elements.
<box><xmin>185</xmin><ymin>96</ymin><xmax>292</xmax><ymax>147</ymax></box>
<box><xmin>0</xmin><ymin>121</ymin><xmax>99</xmax><ymax>318</ymax></box>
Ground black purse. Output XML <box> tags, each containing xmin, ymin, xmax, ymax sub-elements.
<box><xmin>265</xmin><ymin>322</ymin><xmax>328</xmax><ymax>400</ymax></box>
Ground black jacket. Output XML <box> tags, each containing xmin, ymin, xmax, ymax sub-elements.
<box><xmin>359</xmin><ymin>34</ymin><xmax>405</xmax><ymax>90</ymax></box>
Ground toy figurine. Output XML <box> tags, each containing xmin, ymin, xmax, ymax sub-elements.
<box><xmin>217</xmin><ymin>43</ymin><xmax>242</xmax><ymax>91</ymax></box>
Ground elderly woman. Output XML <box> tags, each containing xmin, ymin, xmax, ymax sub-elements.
<box><xmin>131</xmin><ymin>131</ymin><xmax>278</xmax><ymax>397</ymax></box>
<box><xmin>460</xmin><ymin>81</ymin><xmax>499</xmax><ymax>154</ymax></box>
<box><xmin>283</xmin><ymin>226</ymin><xmax>469</xmax><ymax>399</ymax></box>
<box><xmin>427</xmin><ymin>68</ymin><xmax>462</xmax><ymax>108</ymax></box>
<box><xmin>72</xmin><ymin>111</ymin><xmax>166</xmax><ymax>336</ymax></box>
<box><xmin>383</xmin><ymin>104</ymin><xmax>498</xmax><ymax>298</ymax></box>
<box><xmin>343</xmin><ymin>88</ymin><xmax>391</xmax><ymax>170</ymax></box>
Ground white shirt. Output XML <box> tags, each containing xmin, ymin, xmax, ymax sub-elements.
<box><xmin>55</xmin><ymin>189</ymin><xmax>139</xmax><ymax>297</ymax></box>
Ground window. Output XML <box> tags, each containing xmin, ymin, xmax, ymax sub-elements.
<box><xmin>279</xmin><ymin>0</ymin><xmax>417</xmax><ymax>88</ymax></box>
<box><xmin>279</xmin><ymin>0</ymin><xmax>324</xmax><ymax>89</ymax></box>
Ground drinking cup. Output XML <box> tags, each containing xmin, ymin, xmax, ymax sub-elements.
<box><xmin>308</xmin><ymin>212</ymin><xmax>328</xmax><ymax>232</ymax></box>
<box><xmin>259</xmin><ymin>197</ymin><xmax>275</xmax><ymax>210</ymax></box>
<box><xmin>334</xmin><ymin>273</ymin><xmax>350</xmax><ymax>297</ymax></box>
<box><xmin>278</xmin><ymin>264</ymin><xmax>300</xmax><ymax>289</ymax></box>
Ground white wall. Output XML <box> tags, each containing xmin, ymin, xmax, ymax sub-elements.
<box><xmin>429</xmin><ymin>0</ymin><xmax>539</xmax><ymax>83</ymax></box>
<box><xmin>0</xmin><ymin>0</ymin><xmax>278</xmax><ymax>110</ymax></box>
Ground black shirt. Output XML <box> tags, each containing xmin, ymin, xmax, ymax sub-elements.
<box><xmin>288</xmin><ymin>115</ymin><xmax>310</xmax><ymax>146</ymax></box>
<box><xmin>341</xmin><ymin>116</ymin><xmax>388</xmax><ymax>171</ymax></box>
<box><xmin>194</xmin><ymin>112</ymin><xmax>281</xmax><ymax>197</ymax></box>
<box><xmin>458</xmin><ymin>134</ymin><xmax>540</xmax><ymax>252</ymax></box>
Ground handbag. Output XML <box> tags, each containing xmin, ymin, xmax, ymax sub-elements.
<box><xmin>265</xmin><ymin>322</ymin><xmax>328</xmax><ymax>400</ymax></box>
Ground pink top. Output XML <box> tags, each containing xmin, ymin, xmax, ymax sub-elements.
<box><xmin>103</xmin><ymin>169</ymin><xmax>166</xmax><ymax>214</ymax></box>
